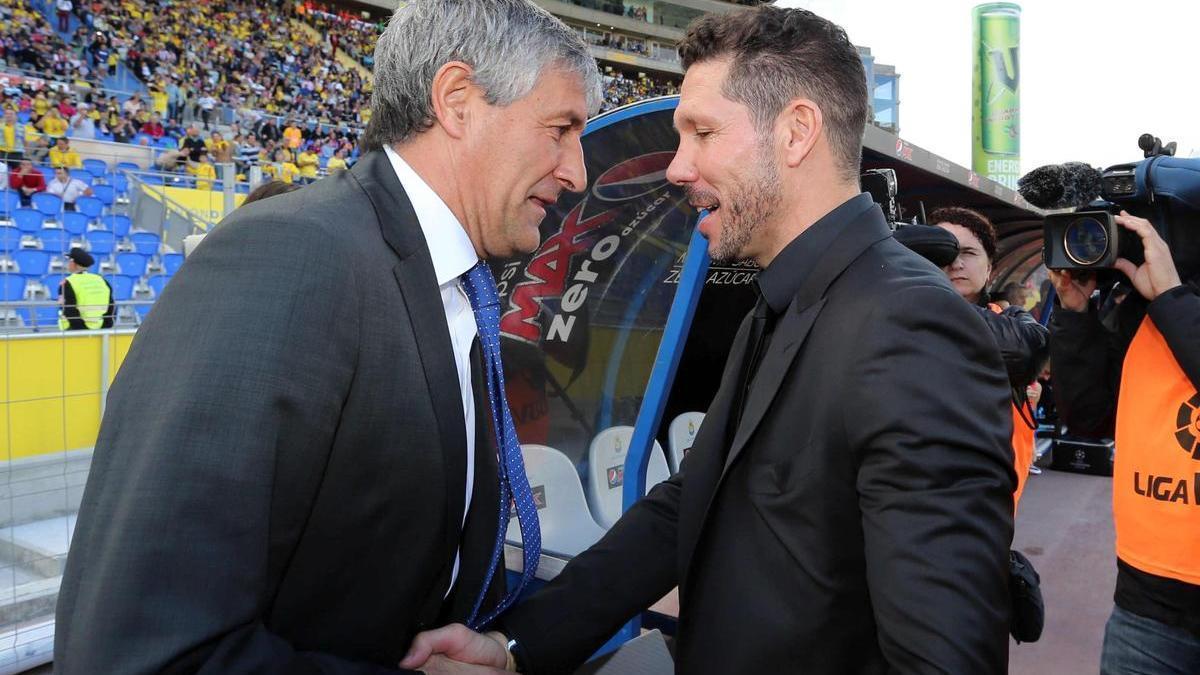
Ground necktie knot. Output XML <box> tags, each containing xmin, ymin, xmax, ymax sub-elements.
<box><xmin>461</xmin><ymin>260</ymin><xmax>500</xmax><ymax>312</ymax></box>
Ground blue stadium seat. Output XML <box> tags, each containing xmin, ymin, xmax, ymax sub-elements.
<box><xmin>39</xmin><ymin>228</ymin><xmax>70</xmax><ymax>253</ymax></box>
<box><xmin>69</xmin><ymin>169</ymin><xmax>92</xmax><ymax>185</ymax></box>
<box><xmin>130</xmin><ymin>231</ymin><xmax>161</xmax><ymax>256</ymax></box>
<box><xmin>0</xmin><ymin>226</ymin><xmax>20</xmax><ymax>251</ymax></box>
<box><xmin>16</xmin><ymin>110</ymin><xmax>30</xmax><ymax>124</ymax></box>
<box><xmin>108</xmin><ymin>215</ymin><xmax>133</xmax><ymax>238</ymax></box>
<box><xmin>37</xmin><ymin>166</ymin><xmax>55</xmax><ymax>184</ymax></box>
<box><xmin>0</xmin><ymin>274</ymin><xmax>25</xmax><ymax>300</ymax></box>
<box><xmin>162</xmin><ymin>252</ymin><xmax>184</xmax><ymax>276</ymax></box>
<box><xmin>92</xmin><ymin>184</ymin><xmax>116</xmax><ymax>207</ymax></box>
<box><xmin>116</xmin><ymin>252</ymin><xmax>148</xmax><ymax>277</ymax></box>
<box><xmin>105</xmin><ymin>274</ymin><xmax>136</xmax><ymax>301</ymax></box>
<box><xmin>116</xmin><ymin>161</ymin><xmax>140</xmax><ymax>173</ymax></box>
<box><xmin>83</xmin><ymin>159</ymin><xmax>109</xmax><ymax>179</ymax></box>
<box><xmin>13</xmin><ymin>250</ymin><xmax>51</xmax><ymax>277</ymax></box>
<box><xmin>85</xmin><ymin>230</ymin><xmax>116</xmax><ymax>256</ymax></box>
<box><xmin>0</xmin><ymin>190</ymin><xmax>19</xmax><ymax>217</ymax></box>
<box><xmin>75</xmin><ymin>197</ymin><xmax>104</xmax><ymax>219</ymax></box>
<box><xmin>32</xmin><ymin>192</ymin><xmax>62</xmax><ymax>218</ymax></box>
<box><xmin>16</xmin><ymin>306</ymin><xmax>60</xmax><ymax>332</ymax></box>
<box><xmin>12</xmin><ymin>209</ymin><xmax>44</xmax><ymax>234</ymax></box>
<box><xmin>134</xmin><ymin>303</ymin><xmax>153</xmax><ymax>322</ymax></box>
<box><xmin>155</xmin><ymin>137</ymin><xmax>176</xmax><ymax>150</ymax></box>
<box><xmin>111</xmin><ymin>173</ymin><xmax>130</xmax><ymax>195</ymax></box>
<box><xmin>61</xmin><ymin>211</ymin><xmax>89</xmax><ymax>235</ymax></box>
<box><xmin>42</xmin><ymin>273</ymin><xmax>66</xmax><ymax>300</ymax></box>
<box><xmin>141</xmin><ymin>174</ymin><xmax>165</xmax><ymax>186</ymax></box>
<box><xmin>147</xmin><ymin>274</ymin><xmax>169</xmax><ymax>297</ymax></box>
<box><xmin>96</xmin><ymin>131</ymin><xmax>114</xmax><ymax>142</ymax></box>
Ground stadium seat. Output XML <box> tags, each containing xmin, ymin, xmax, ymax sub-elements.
<box><xmin>0</xmin><ymin>226</ymin><xmax>21</xmax><ymax>251</ymax></box>
<box><xmin>37</xmin><ymin>166</ymin><xmax>55</xmax><ymax>184</ymax></box>
<box><xmin>116</xmin><ymin>252</ymin><xmax>148</xmax><ymax>277</ymax></box>
<box><xmin>161</xmin><ymin>252</ymin><xmax>184</xmax><ymax>276</ymax></box>
<box><xmin>586</xmin><ymin>426</ymin><xmax>671</xmax><ymax>529</ymax></box>
<box><xmin>85</xmin><ymin>230</ymin><xmax>116</xmax><ymax>256</ymax></box>
<box><xmin>667</xmin><ymin>412</ymin><xmax>705</xmax><ymax>473</ymax></box>
<box><xmin>0</xmin><ymin>190</ymin><xmax>19</xmax><ymax>217</ymax></box>
<box><xmin>107</xmin><ymin>215</ymin><xmax>133</xmax><ymax>238</ymax></box>
<box><xmin>16</xmin><ymin>306</ymin><xmax>60</xmax><ymax>332</ymax></box>
<box><xmin>146</xmin><ymin>274</ymin><xmax>169</xmax><ymax>297</ymax></box>
<box><xmin>39</xmin><ymin>228</ymin><xmax>70</xmax><ymax>253</ymax></box>
<box><xmin>61</xmin><ymin>211</ymin><xmax>89</xmax><ymax>235</ymax></box>
<box><xmin>116</xmin><ymin>161</ymin><xmax>140</xmax><ymax>172</ymax></box>
<box><xmin>91</xmin><ymin>184</ymin><xmax>116</xmax><ymax>207</ymax></box>
<box><xmin>83</xmin><ymin>158</ymin><xmax>109</xmax><ymax>179</ymax></box>
<box><xmin>13</xmin><ymin>250</ymin><xmax>51</xmax><ymax>278</ymax></box>
<box><xmin>75</xmin><ymin>197</ymin><xmax>104</xmax><ymax>219</ymax></box>
<box><xmin>69</xmin><ymin>169</ymin><xmax>92</xmax><ymax>185</ymax></box>
<box><xmin>140</xmin><ymin>174</ymin><xmax>165</xmax><ymax>186</ymax></box>
<box><xmin>32</xmin><ymin>192</ymin><xmax>62</xmax><ymax>218</ymax></box>
<box><xmin>134</xmin><ymin>303</ymin><xmax>153</xmax><ymax>322</ymax></box>
<box><xmin>111</xmin><ymin>173</ymin><xmax>130</xmax><ymax>195</ymax></box>
<box><xmin>12</xmin><ymin>209</ymin><xmax>44</xmax><ymax>234</ymax></box>
<box><xmin>0</xmin><ymin>274</ymin><xmax>25</xmax><ymax>301</ymax></box>
<box><xmin>130</xmin><ymin>231</ymin><xmax>161</xmax><ymax>256</ymax></box>
<box><xmin>505</xmin><ymin>445</ymin><xmax>607</xmax><ymax>557</ymax></box>
<box><xmin>16</xmin><ymin>110</ymin><xmax>30</xmax><ymax>124</ymax></box>
<box><xmin>42</xmin><ymin>273</ymin><xmax>66</xmax><ymax>300</ymax></box>
<box><xmin>105</xmin><ymin>274</ymin><xmax>137</xmax><ymax>301</ymax></box>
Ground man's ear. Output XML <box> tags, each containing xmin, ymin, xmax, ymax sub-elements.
<box><xmin>429</xmin><ymin>61</ymin><xmax>476</xmax><ymax>140</ymax></box>
<box><xmin>780</xmin><ymin>98</ymin><xmax>822</xmax><ymax>169</ymax></box>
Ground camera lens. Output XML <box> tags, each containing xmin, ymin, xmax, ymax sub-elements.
<box><xmin>1063</xmin><ymin>217</ymin><xmax>1110</xmax><ymax>266</ymax></box>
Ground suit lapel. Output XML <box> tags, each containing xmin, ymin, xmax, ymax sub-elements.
<box><xmin>352</xmin><ymin>151</ymin><xmax>469</xmax><ymax>584</ymax></box>
<box><xmin>722</xmin><ymin>297</ymin><xmax>826</xmax><ymax>476</ymax></box>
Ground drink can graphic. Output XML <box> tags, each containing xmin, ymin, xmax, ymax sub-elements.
<box><xmin>975</xmin><ymin>3</ymin><xmax>1020</xmax><ymax>156</ymax></box>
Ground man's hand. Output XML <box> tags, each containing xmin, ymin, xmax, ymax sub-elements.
<box><xmin>1047</xmin><ymin>269</ymin><xmax>1097</xmax><ymax>313</ymax></box>
<box><xmin>1113</xmin><ymin>210</ymin><xmax>1182</xmax><ymax>301</ymax></box>
<box><xmin>412</xmin><ymin>654</ymin><xmax>510</xmax><ymax>675</ymax></box>
<box><xmin>400</xmin><ymin>624</ymin><xmax>511</xmax><ymax>672</ymax></box>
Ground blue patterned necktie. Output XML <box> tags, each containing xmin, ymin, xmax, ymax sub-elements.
<box><xmin>461</xmin><ymin>260</ymin><xmax>541</xmax><ymax>630</ymax></box>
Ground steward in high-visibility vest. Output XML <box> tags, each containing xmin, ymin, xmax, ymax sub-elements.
<box><xmin>1049</xmin><ymin>211</ymin><xmax>1200</xmax><ymax>668</ymax></box>
<box><xmin>59</xmin><ymin>247</ymin><xmax>114</xmax><ymax>330</ymax></box>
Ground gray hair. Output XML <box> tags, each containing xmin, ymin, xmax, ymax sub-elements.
<box><xmin>362</xmin><ymin>0</ymin><xmax>603</xmax><ymax>151</ymax></box>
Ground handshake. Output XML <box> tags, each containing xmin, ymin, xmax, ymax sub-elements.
<box><xmin>401</xmin><ymin>624</ymin><xmax>519</xmax><ymax>674</ymax></box>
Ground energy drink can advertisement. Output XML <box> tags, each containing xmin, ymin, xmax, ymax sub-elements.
<box><xmin>972</xmin><ymin>2</ymin><xmax>1021</xmax><ymax>189</ymax></box>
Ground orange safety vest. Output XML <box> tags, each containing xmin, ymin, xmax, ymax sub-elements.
<box><xmin>988</xmin><ymin>303</ymin><xmax>1036</xmax><ymax>512</ymax></box>
<box><xmin>1113</xmin><ymin>316</ymin><xmax>1200</xmax><ymax>585</ymax></box>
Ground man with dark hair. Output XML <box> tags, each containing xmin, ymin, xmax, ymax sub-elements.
<box><xmin>405</xmin><ymin>6</ymin><xmax>1015</xmax><ymax>674</ymax></box>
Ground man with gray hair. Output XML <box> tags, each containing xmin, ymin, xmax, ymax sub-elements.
<box><xmin>54</xmin><ymin>1</ymin><xmax>599</xmax><ymax>673</ymax></box>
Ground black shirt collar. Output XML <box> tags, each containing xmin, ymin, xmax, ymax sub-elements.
<box><xmin>755</xmin><ymin>193</ymin><xmax>876</xmax><ymax>314</ymax></box>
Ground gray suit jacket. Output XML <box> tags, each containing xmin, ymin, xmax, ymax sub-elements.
<box><xmin>55</xmin><ymin>151</ymin><xmax>503</xmax><ymax>674</ymax></box>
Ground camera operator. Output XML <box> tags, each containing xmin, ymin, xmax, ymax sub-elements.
<box><xmin>1049</xmin><ymin>210</ymin><xmax>1200</xmax><ymax>673</ymax></box>
<box><xmin>932</xmin><ymin>207</ymin><xmax>1050</xmax><ymax>509</ymax></box>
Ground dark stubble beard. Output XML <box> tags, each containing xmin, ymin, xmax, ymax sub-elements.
<box><xmin>699</xmin><ymin>143</ymin><xmax>782</xmax><ymax>264</ymax></box>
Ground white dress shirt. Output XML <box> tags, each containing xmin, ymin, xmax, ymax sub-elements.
<box><xmin>384</xmin><ymin>145</ymin><xmax>479</xmax><ymax>595</ymax></box>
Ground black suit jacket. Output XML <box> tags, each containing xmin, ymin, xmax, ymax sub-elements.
<box><xmin>502</xmin><ymin>204</ymin><xmax>1016</xmax><ymax>674</ymax></box>
<box><xmin>54</xmin><ymin>151</ymin><xmax>503</xmax><ymax>674</ymax></box>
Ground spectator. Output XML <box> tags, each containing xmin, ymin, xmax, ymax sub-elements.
<box><xmin>48</xmin><ymin>137</ymin><xmax>82</xmax><ymax>168</ymax></box>
<box><xmin>235</xmin><ymin>133</ymin><xmax>261</xmax><ymax>171</ymax></box>
<box><xmin>208</xmin><ymin>130</ymin><xmax>234</xmax><ymax>164</ymax></box>
<box><xmin>282</xmin><ymin>119</ymin><xmax>303</xmax><ymax>150</ymax></box>
<box><xmin>263</xmin><ymin>147</ymin><xmax>297</xmax><ymax>184</ymax></box>
<box><xmin>38</xmin><ymin>107</ymin><xmax>68</xmax><ymax>139</ymax></box>
<box><xmin>8</xmin><ymin>159</ymin><xmax>47</xmax><ymax>206</ymax></box>
<box><xmin>69</xmin><ymin>103</ymin><xmax>96</xmax><ymax>140</ymax></box>
<box><xmin>121</xmin><ymin>93</ymin><xmax>144</xmax><ymax>118</ymax></box>
<box><xmin>197</xmin><ymin>91</ymin><xmax>216</xmax><ymax>129</ymax></box>
<box><xmin>46</xmin><ymin>165</ymin><xmax>94</xmax><ymax>210</ymax></box>
<box><xmin>0</xmin><ymin>109</ymin><xmax>25</xmax><ymax>163</ymax></box>
<box><xmin>295</xmin><ymin>146</ymin><xmax>318</xmax><ymax>183</ymax></box>
<box><xmin>56</xmin><ymin>0</ymin><xmax>73</xmax><ymax>33</ymax></box>
<box><xmin>325</xmin><ymin>146</ymin><xmax>348</xmax><ymax>172</ymax></box>
<box><xmin>140</xmin><ymin>112</ymin><xmax>165</xmax><ymax>139</ymax></box>
<box><xmin>192</xmin><ymin>153</ymin><xmax>216</xmax><ymax>190</ymax></box>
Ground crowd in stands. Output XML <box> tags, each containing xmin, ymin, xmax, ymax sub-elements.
<box><xmin>0</xmin><ymin>0</ymin><xmax>684</xmax><ymax>178</ymax></box>
<box><xmin>601</xmin><ymin>72</ymin><xmax>678</xmax><ymax>111</ymax></box>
